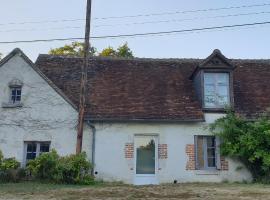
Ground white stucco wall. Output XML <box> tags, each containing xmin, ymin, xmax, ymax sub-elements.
<box><xmin>93</xmin><ymin>114</ymin><xmax>252</xmax><ymax>184</ymax></box>
<box><xmin>0</xmin><ymin>52</ymin><xmax>252</xmax><ymax>184</ymax></box>
<box><xmin>0</xmin><ymin>53</ymin><xmax>92</xmax><ymax>165</ymax></box>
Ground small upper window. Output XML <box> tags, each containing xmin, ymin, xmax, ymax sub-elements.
<box><xmin>203</xmin><ymin>73</ymin><xmax>230</xmax><ymax>108</ymax></box>
<box><xmin>10</xmin><ymin>87</ymin><xmax>22</xmax><ymax>104</ymax></box>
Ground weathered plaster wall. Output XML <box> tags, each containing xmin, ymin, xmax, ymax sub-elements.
<box><xmin>0</xmin><ymin>54</ymin><xmax>92</xmax><ymax>164</ymax></box>
<box><xmin>93</xmin><ymin>113</ymin><xmax>251</xmax><ymax>184</ymax></box>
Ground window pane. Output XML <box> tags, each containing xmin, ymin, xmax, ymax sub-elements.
<box><xmin>204</xmin><ymin>73</ymin><xmax>215</xmax><ymax>85</ymax></box>
<box><xmin>11</xmin><ymin>89</ymin><xmax>16</xmax><ymax>95</ymax></box>
<box><xmin>207</xmin><ymin>137</ymin><xmax>215</xmax><ymax>148</ymax></box>
<box><xmin>204</xmin><ymin>95</ymin><xmax>216</xmax><ymax>107</ymax></box>
<box><xmin>26</xmin><ymin>152</ymin><xmax>36</xmax><ymax>160</ymax></box>
<box><xmin>16</xmin><ymin>89</ymin><xmax>21</xmax><ymax>96</ymax></box>
<box><xmin>208</xmin><ymin>157</ymin><xmax>216</xmax><ymax>168</ymax></box>
<box><xmin>40</xmin><ymin>143</ymin><xmax>50</xmax><ymax>153</ymax></box>
<box><xmin>207</xmin><ymin>137</ymin><xmax>216</xmax><ymax>168</ymax></box>
<box><xmin>217</xmin><ymin>73</ymin><xmax>229</xmax><ymax>85</ymax></box>
<box><xmin>207</xmin><ymin>148</ymin><xmax>215</xmax><ymax>158</ymax></box>
<box><xmin>217</xmin><ymin>85</ymin><xmax>228</xmax><ymax>96</ymax></box>
<box><xmin>27</xmin><ymin>143</ymin><xmax>37</xmax><ymax>153</ymax></box>
<box><xmin>196</xmin><ymin>136</ymin><xmax>204</xmax><ymax>169</ymax></box>
<box><xmin>16</xmin><ymin>96</ymin><xmax>21</xmax><ymax>101</ymax></box>
<box><xmin>205</xmin><ymin>85</ymin><xmax>215</xmax><ymax>95</ymax></box>
<box><xmin>217</xmin><ymin>96</ymin><xmax>229</xmax><ymax>106</ymax></box>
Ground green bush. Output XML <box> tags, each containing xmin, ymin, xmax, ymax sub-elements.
<box><xmin>27</xmin><ymin>150</ymin><xmax>94</xmax><ymax>184</ymax></box>
<box><xmin>27</xmin><ymin>149</ymin><xmax>59</xmax><ymax>180</ymax></box>
<box><xmin>210</xmin><ymin>110</ymin><xmax>270</xmax><ymax>183</ymax></box>
<box><xmin>0</xmin><ymin>158</ymin><xmax>20</xmax><ymax>171</ymax></box>
<box><xmin>58</xmin><ymin>152</ymin><xmax>93</xmax><ymax>184</ymax></box>
<box><xmin>0</xmin><ymin>150</ymin><xmax>3</xmax><ymax>163</ymax></box>
<box><xmin>0</xmin><ymin>150</ymin><xmax>24</xmax><ymax>183</ymax></box>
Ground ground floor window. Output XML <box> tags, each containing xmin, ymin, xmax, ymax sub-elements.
<box><xmin>25</xmin><ymin>142</ymin><xmax>50</xmax><ymax>163</ymax></box>
<box><xmin>195</xmin><ymin>136</ymin><xmax>220</xmax><ymax>170</ymax></box>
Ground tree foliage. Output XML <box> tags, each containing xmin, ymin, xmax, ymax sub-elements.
<box><xmin>0</xmin><ymin>52</ymin><xmax>2</xmax><ymax>60</ymax></box>
<box><xmin>99</xmin><ymin>46</ymin><xmax>117</xmax><ymax>57</ymax></box>
<box><xmin>49</xmin><ymin>42</ymin><xmax>97</xmax><ymax>56</ymax></box>
<box><xmin>210</xmin><ymin>110</ymin><xmax>270</xmax><ymax>182</ymax></box>
<box><xmin>49</xmin><ymin>42</ymin><xmax>134</xmax><ymax>58</ymax></box>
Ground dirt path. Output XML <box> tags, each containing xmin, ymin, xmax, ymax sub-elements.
<box><xmin>1</xmin><ymin>183</ymin><xmax>270</xmax><ymax>200</ymax></box>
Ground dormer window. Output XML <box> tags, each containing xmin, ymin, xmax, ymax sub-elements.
<box><xmin>190</xmin><ymin>49</ymin><xmax>235</xmax><ymax>111</ymax></box>
<box><xmin>203</xmin><ymin>73</ymin><xmax>230</xmax><ymax>108</ymax></box>
<box><xmin>10</xmin><ymin>86</ymin><xmax>22</xmax><ymax>104</ymax></box>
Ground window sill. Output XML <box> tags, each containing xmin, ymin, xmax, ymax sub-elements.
<box><xmin>2</xmin><ymin>102</ymin><xmax>23</xmax><ymax>108</ymax></box>
<box><xmin>195</xmin><ymin>170</ymin><xmax>220</xmax><ymax>175</ymax></box>
<box><xmin>202</xmin><ymin>108</ymin><xmax>228</xmax><ymax>113</ymax></box>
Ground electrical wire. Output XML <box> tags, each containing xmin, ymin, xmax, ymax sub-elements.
<box><xmin>0</xmin><ymin>2</ymin><xmax>270</xmax><ymax>26</ymax></box>
<box><xmin>0</xmin><ymin>21</ymin><xmax>269</xmax><ymax>44</ymax></box>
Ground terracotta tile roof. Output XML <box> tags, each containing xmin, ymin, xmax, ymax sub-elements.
<box><xmin>232</xmin><ymin>60</ymin><xmax>270</xmax><ymax>119</ymax></box>
<box><xmin>35</xmin><ymin>55</ymin><xmax>270</xmax><ymax>121</ymax></box>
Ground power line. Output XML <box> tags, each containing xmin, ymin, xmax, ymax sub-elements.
<box><xmin>0</xmin><ymin>21</ymin><xmax>269</xmax><ymax>44</ymax></box>
<box><xmin>94</xmin><ymin>2</ymin><xmax>270</xmax><ymax>20</ymax></box>
<box><xmin>0</xmin><ymin>19</ymin><xmax>84</xmax><ymax>26</ymax></box>
<box><xmin>0</xmin><ymin>2</ymin><xmax>270</xmax><ymax>27</ymax></box>
<box><xmin>0</xmin><ymin>26</ymin><xmax>82</xmax><ymax>33</ymax></box>
<box><xmin>95</xmin><ymin>10</ymin><xmax>270</xmax><ymax>28</ymax></box>
<box><xmin>0</xmin><ymin>10</ymin><xmax>269</xmax><ymax>34</ymax></box>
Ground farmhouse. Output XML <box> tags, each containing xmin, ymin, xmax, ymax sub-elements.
<box><xmin>1</xmin><ymin>48</ymin><xmax>270</xmax><ymax>184</ymax></box>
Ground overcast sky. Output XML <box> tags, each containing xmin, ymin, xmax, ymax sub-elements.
<box><xmin>0</xmin><ymin>0</ymin><xmax>270</xmax><ymax>61</ymax></box>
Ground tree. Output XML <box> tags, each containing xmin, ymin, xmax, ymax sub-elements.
<box><xmin>99</xmin><ymin>43</ymin><xmax>133</xmax><ymax>58</ymax></box>
<box><xmin>49</xmin><ymin>42</ymin><xmax>97</xmax><ymax>56</ymax></box>
<box><xmin>0</xmin><ymin>52</ymin><xmax>2</xmax><ymax>60</ymax></box>
<box><xmin>116</xmin><ymin>42</ymin><xmax>133</xmax><ymax>58</ymax></box>
<box><xmin>49</xmin><ymin>42</ymin><xmax>134</xmax><ymax>58</ymax></box>
<box><xmin>210</xmin><ymin>110</ymin><xmax>270</xmax><ymax>182</ymax></box>
<box><xmin>99</xmin><ymin>46</ymin><xmax>117</xmax><ymax>57</ymax></box>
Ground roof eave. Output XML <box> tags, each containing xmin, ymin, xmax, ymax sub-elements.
<box><xmin>84</xmin><ymin>117</ymin><xmax>205</xmax><ymax>123</ymax></box>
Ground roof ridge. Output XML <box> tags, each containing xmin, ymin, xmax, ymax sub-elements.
<box><xmin>37</xmin><ymin>54</ymin><xmax>270</xmax><ymax>63</ymax></box>
<box><xmin>36</xmin><ymin>54</ymin><xmax>203</xmax><ymax>62</ymax></box>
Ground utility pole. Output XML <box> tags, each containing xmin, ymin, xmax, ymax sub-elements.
<box><xmin>76</xmin><ymin>0</ymin><xmax>92</xmax><ymax>154</ymax></box>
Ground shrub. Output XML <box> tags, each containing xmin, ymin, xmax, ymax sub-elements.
<box><xmin>27</xmin><ymin>150</ymin><xmax>94</xmax><ymax>184</ymax></box>
<box><xmin>0</xmin><ymin>150</ymin><xmax>24</xmax><ymax>183</ymax></box>
<box><xmin>27</xmin><ymin>149</ymin><xmax>59</xmax><ymax>181</ymax></box>
<box><xmin>58</xmin><ymin>152</ymin><xmax>93</xmax><ymax>184</ymax></box>
<box><xmin>0</xmin><ymin>158</ymin><xmax>20</xmax><ymax>171</ymax></box>
<box><xmin>0</xmin><ymin>150</ymin><xmax>3</xmax><ymax>163</ymax></box>
<box><xmin>210</xmin><ymin>110</ymin><xmax>270</xmax><ymax>183</ymax></box>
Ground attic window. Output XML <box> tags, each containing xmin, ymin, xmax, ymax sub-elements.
<box><xmin>203</xmin><ymin>73</ymin><xmax>230</xmax><ymax>108</ymax></box>
<box><xmin>10</xmin><ymin>86</ymin><xmax>22</xmax><ymax>104</ymax></box>
<box><xmin>2</xmin><ymin>80</ymin><xmax>23</xmax><ymax>108</ymax></box>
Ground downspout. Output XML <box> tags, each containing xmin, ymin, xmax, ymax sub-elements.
<box><xmin>87</xmin><ymin>120</ymin><xmax>96</xmax><ymax>176</ymax></box>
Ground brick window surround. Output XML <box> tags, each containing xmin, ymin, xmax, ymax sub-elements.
<box><xmin>185</xmin><ymin>144</ymin><xmax>229</xmax><ymax>171</ymax></box>
<box><xmin>158</xmin><ymin>144</ymin><xmax>168</xmax><ymax>159</ymax></box>
<box><xmin>125</xmin><ymin>143</ymin><xmax>134</xmax><ymax>159</ymax></box>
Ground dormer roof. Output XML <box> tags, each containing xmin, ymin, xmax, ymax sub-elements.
<box><xmin>190</xmin><ymin>49</ymin><xmax>235</xmax><ymax>79</ymax></box>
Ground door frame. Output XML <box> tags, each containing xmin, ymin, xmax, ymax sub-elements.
<box><xmin>133</xmin><ymin>134</ymin><xmax>159</xmax><ymax>185</ymax></box>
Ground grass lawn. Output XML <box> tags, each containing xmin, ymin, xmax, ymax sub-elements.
<box><xmin>1</xmin><ymin>182</ymin><xmax>270</xmax><ymax>200</ymax></box>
